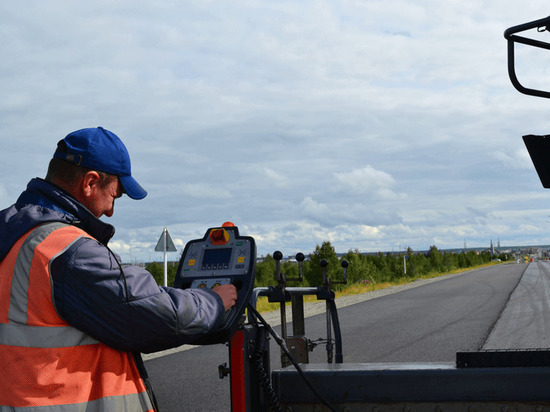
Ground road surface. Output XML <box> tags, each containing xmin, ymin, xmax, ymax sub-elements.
<box><xmin>145</xmin><ymin>262</ymin><xmax>528</xmax><ymax>411</ymax></box>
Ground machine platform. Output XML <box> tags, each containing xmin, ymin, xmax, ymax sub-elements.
<box><xmin>273</xmin><ymin>362</ymin><xmax>550</xmax><ymax>411</ymax></box>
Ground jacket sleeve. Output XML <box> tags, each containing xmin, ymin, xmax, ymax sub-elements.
<box><xmin>50</xmin><ymin>237</ymin><xmax>225</xmax><ymax>353</ymax></box>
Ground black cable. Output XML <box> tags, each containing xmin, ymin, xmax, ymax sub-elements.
<box><xmin>253</xmin><ymin>327</ymin><xmax>283</xmax><ymax>412</ymax></box>
<box><xmin>328</xmin><ymin>298</ymin><xmax>343</xmax><ymax>363</ymax></box>
<box><xmin>247</xmin><ymin>304</ymin><xmax>337</xmax><ymax>412</ymax></box>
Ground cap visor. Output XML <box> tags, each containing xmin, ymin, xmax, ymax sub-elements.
<box><xmin>120</xmin><ymin>175</ymin><xmax>147</xmax><ymax>200</ymax></box>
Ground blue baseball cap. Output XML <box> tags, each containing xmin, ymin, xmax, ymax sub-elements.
<box><xmin>53</xmin><ymin>127</ymin><xmax>147</xmax><ymax>200</ymax></box>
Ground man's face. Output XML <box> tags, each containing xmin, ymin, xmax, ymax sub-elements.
<box><xmin>84</xmin><ymin>175</ymin><xmax>123</xmax><ymax>218</ymax></box>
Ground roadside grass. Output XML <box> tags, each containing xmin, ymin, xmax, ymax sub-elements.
<box><xmin>254</xmin><ymin>261</ymin><xmax>503</xmax><ymax>313</ymax></box>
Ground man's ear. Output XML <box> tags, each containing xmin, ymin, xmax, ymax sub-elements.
<box><xmin>80</xmin><ymin>171</ymin><xmax>102</xmax><ymax>198</ymax></box>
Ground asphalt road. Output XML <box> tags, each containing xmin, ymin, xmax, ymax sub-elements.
<box><xmin>484</xmin><ymin>260</ymin><xmax>550</xmax><ymax>349</ymax></box>
<box><xmin>145</xmin><ymin>262</ymin><xmax>527</xmax><ymax>411</ymax></box>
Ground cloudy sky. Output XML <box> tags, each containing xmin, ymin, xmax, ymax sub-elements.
<box><xmin>3</xmin><ymin>1</ymin><xmax>550</xmax><ymax>262</ymax></box>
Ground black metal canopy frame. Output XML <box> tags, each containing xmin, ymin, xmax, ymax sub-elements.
<box><xmin>505</xmin><ymin>16</ymin><xmax>550</xmax><ymax>189</ymax></box>
<box><xmin>505</xmin><ymin>15</ymin><xmax>550</xmax><ymax>99</ymax></box>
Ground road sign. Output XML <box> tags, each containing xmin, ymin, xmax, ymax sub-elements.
<box><xmin>155</xmin><ymin>227</ymin><xmax>177</xmax><ymax>287</ymax></box>
<box><xmin>155</xmin><ymin>228</ymin><xmax>177</xmax><ymax>252</ymax></box>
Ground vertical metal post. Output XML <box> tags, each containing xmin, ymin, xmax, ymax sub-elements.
<box><xmin>291</xmin><ymin>295</ymin><xmax>305</xmax><ymax>336</ymax></box>
<box><xmin>326</xmin><ymin>300</ymin><xmax>333</xmax><ymax>363</ymax></box>
<box><xmin>280</xmin><ymin>303</ymin><xmax>289</xmax><ymax>367</ymax></box>
<box><xmin>229</xmin><ymin>330</ymin><xmax>247</xmax><ymax>412</ymax></box>
<box><xmin>163</xmin><ymin>227</ymin><xmax>168</xmax><ymax>287</ymax></box>
<box><xmin>228</xmin><ymin>325</ymin><xmax>269</xmax><ymax>411</ymax></box>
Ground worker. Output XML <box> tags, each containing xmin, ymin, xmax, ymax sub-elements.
<box><xmin>0</xmin><ymin>127</ymin><xmax>238</xmax><ymax>411</ymax></box>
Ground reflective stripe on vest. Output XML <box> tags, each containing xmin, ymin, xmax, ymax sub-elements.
<box><xmin>0</xmin><ymin>222</ymin><xmax>154</xmax><ymax>411</ymax></box>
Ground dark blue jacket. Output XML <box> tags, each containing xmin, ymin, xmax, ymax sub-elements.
<box><xmin>0</xmin><ymin>178</ymin><xmax>224</xmax><ymax>353</ymax></box>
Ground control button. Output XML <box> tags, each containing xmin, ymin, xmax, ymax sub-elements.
<box><xmin>210</xmin><ymin>228</ymin><xmax>230</xmax><ymax>245</ymax></box>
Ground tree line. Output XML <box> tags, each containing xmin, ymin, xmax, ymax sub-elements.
<box><xmin>145</xmin><ymin>242</ymin><xmax>512</xmax><ymax>290</ymax></box>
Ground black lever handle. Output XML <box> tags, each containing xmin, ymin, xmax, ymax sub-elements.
<box><xmin>273</xmin><ymin>250</ymin><xmax>283</xmax><ymax>283</ymax></box>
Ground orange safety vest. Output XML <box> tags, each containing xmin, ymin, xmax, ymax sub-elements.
<box><xmin>0</xmin><ymin>222</ymin><xmax>154</xmax><ymax>411</ymax></box>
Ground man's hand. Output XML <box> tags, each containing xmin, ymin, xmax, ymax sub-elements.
<box><xmin>212</xmin><ymin>283</ymin><xmax>238</xmax><ymax>312</ymax></box>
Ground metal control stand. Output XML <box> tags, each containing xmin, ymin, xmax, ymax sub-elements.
<box><xmin>223</xmin><ymin>252</ymin><xmax>349</xmax><ymax>411</ymax></box>
<box><xmin>249</xmin><ymin>252</ymin><xmax>348</xmax><ymax>367</ymax></box>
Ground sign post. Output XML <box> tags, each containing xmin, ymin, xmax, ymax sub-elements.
<box><xmin>155</xmin><ymin>227</ymin><xmax>178</xmax><ymax>286</ymax></box>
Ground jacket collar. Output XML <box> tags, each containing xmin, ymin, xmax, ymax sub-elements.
<box><xmin>0</xmin><ymin>178</ymin><xmax>115</xmax><ymax>256</ymax></box>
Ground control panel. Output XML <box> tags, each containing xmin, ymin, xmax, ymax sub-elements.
<box><xmin>174</xmin><ymin>223</ymin><xmax>256</xmax><ymax>344</ymax></box>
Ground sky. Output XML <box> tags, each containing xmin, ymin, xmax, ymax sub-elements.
<box><xmin>3</xmin><ymin>1</ymin><xmax>550</xmax><ymax>263</ymax></box>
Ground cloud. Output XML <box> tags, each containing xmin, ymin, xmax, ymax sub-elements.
<box><xmin>2</xmin><ymin>1</ymin><xmax>550</xmax><ymax>262</ymax></box>
<box><xmin>178</xmin><ymin>183</ymin><xmax>231</xmax><ymax>199</ymax></box>
<box><xmin>491</xmin><ymin>148</ymin><xmax>533</xmax><ymax>170</ymax></box>
<box><xmin>334</xmin><ymin>166</ymin><xmax>402</xmax><ymax>199</ymax></box>
<box><xmin>264</xmin><ymin>167</ymin><xmax>289</xmax><ymax>188</ymax></box>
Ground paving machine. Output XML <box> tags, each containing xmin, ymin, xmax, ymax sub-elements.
<box><xmin>172</xmin><ymin>16</ymin><xmax>550</xmax><ymax>411</ymax></box>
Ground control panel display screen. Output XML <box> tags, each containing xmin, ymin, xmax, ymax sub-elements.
<box><xmin>202</xmin><ymin>248</ymin><xmax>232</xmax><ymax>270</ymax></box>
